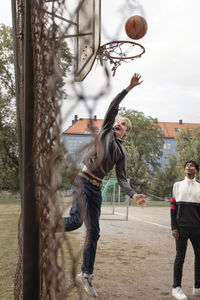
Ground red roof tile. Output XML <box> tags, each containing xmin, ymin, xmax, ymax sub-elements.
<box><xmin>64</xmin><ymin>118</ymin><xmax>200</xmax><ymax>138</ymax></box>
<box><xmin>64</xmin><ymin>119</ymin><xmax>102</xmax><ymax>135</ymax></box>
<box><xmin>158</xmin><ymin>122</ymin><xmax>200</xmax><ymax>138</ymax></box>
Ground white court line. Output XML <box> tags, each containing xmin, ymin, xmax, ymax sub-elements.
<box><xmin>132</xmin><ymin>217</ymin><xmax>170</xmax><ymax>229</ymax></box>
<box><xmin>115</xmin><ymin>212</ymin><xmax>170</xmax><ymax>229</ymax></box>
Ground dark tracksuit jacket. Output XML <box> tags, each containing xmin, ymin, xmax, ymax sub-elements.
<box><xmin>83</xmin><ymin>89</ymin><xmax>135</xmax><ymax>198</ymax></box>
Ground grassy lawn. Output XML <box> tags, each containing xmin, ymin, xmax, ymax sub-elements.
<box><xmin>0</xmin><ymin>202</ymin><xmax>21</xmax><ymax>300</ymax></box>
<box><xmin>132</xmin><ymin>199</ymin><xmax>170</xmax><ymax>207</ymax></box>
<box><xmin>0</xmin><ymin>200</ymin><xmax>83</xmax><ymax>300</ymax></box>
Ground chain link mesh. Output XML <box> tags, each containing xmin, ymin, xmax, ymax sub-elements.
<box><xmin>13</xmin><ymin>0</ymin><xmax>24</xmax><ymax>298</ymax></box>
<box><xmin>13</xmin><ymin>0</ymin><xmax>111</xmax><ymax>299</ymax></box>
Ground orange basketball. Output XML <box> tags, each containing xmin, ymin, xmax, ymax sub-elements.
<box><xmin>125</xmin><ymin>15</ymin><xmax>147</xmax><ymax>40</ymax></box>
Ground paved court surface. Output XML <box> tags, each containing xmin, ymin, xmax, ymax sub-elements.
<box><xmin>66</xmin><ymin>206</ymin><xmax>198</xmax><ymax>300</ymax></box>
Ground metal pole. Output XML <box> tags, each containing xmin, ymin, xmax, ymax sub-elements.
<box><xmin>118</xmin><ymin>184</ymin><xmax>120</xmax><ymax>204</ymax></box>
<box><xmin>112</xmin><ymin>183</ymin><xmax>115</xmax><ymax>215</ymax></box>
<box><xmin>125</xmin><ymin>179</ymin><xmax>130</xmax><ymax>221</ymax></box>
<box><xmin>22</xmin><ymin>0</ymin><xmax>40</xmax><ymax>299</ymax></box>
<box><xmin>126</xmin><ymin>195</ymin><xmax>129</xmax><ymax>221</ymax></box>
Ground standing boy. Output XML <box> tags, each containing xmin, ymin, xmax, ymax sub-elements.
<box><xmin>171</xmin><ymin>160</ymin><xmax>200</xmax><ymax>300</ymax></box>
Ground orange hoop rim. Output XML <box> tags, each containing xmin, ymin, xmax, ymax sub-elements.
<box><xmin>98</xmin><ymin>40</ymin><xmax>145</xmax><ymax>60</ymax></box>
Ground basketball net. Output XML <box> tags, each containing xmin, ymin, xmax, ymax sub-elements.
<box><xmin>97</xmin><ymin>40</ymin><xmax>145</xmax><ymax>76</ymax></box>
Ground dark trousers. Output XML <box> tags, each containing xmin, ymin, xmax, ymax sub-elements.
<box><xmin>64</xmin><ymin>177</ymin><xmax>102</xmax><ymax>274</ymax></box>
<box><xmin>173</xmin><ymin>227</ymin><xmax>200</xmax><ymax>288</ymax></box>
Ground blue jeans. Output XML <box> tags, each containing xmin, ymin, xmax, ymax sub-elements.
<box><xmin>64</xmin><ymin>176</ymin><xmax>102</xmax><ymax>274</ymax></box>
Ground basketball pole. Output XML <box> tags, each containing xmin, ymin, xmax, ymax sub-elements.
<box><xmin>18</xmin><ymin>0</ymin><xmax>40</xmax><ymax>299</ymax></box>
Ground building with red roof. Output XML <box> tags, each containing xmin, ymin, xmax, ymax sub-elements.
<box><xmin>63</xmin><ymin>116</ymin><xmax>200</xmax><ymax>169</ymax></box>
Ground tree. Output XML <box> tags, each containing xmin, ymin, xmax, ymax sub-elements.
<box><xmin>149</xmin><ymin>127</ymin><xmax>200</xmax><ymax>198</ymax></box>
<box><xmin>176</xmin><ymin>126</ymin><xmax>200</xmax><ymax>181</ymax></box>
<box><xmin>149</xmin><ymin>155</ymin><xmax>181</xmax><ymax>198</ymax></box>
<box><xmin>61</xmin><ymin>162</ymin><xmax>81</xmax><ymax>191</ymax></box>
<box><xmin>0</xmin><ymin>24</ymin><xmax>19</xmax><ymax>192</ymax></box>
<box><xmin>119</xmin><ymin>109</ymin><xmax>164</xmax><ymax>193</ymax></box>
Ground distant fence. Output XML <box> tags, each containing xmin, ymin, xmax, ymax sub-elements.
<box><xmin>101</xmin><ymin>179</ymin><xmax>129</xmax><ymax>221</ymax></box>
<box><xmin>0</xmin><ymin>191</ymin><xmax>21</xmax><ymax>204</ymax></box>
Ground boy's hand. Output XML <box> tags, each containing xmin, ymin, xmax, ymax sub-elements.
<box><xmin>132</xmin><ymin>193</ymin><xmax>147</xmax><ymax>207</ymax></box>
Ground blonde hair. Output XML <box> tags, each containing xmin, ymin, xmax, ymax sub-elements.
<box><xmin>115</xmin><ymin>117</ymin><xmax>132</xmax><ymax>133</ymax></box>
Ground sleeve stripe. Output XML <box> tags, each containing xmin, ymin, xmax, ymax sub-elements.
<box><xmin>170</xmin><ymin>204</ymin><xmax>176</xmax><ymax>210</ymax></box>
<box><xmin>170</xmin><ymin>197</ymin><xmax>176</xmax><ymax>210</ymax></box>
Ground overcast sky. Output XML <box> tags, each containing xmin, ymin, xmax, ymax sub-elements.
<box><xmin>1</xmin><ymin>1</ymin><xmax>200</xmax><ymax>130</ymax></box>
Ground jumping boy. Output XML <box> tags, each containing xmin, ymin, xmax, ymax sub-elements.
<box><xmin>64</xmin><ymin>73</ymin><xmax>147</xmax><ymax>297</ymax></box>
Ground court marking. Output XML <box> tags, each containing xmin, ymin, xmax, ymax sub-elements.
<box><xmin>115</xmin><ymin>212</ymin><xmax>170</xmax><ymax>229</ymax></box>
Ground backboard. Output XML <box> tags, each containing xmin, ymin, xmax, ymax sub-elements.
<box><xmin>74</xmin><ymin>0</ymin><xmax>101</xmax><ymax>82</ymax></box>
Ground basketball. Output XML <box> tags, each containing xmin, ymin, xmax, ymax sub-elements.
<box><xmin>125</xmin><ymin>15</ymin><xmax>147</xmax><ymax>40</ymax></box>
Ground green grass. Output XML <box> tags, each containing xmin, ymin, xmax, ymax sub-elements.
<box><xmin>0</xmin><ymin>191</ymin><xmax>21</xmax><ymax>204</ymax></box>
<box><xmin>0</xmin><ymin>203</ymin><xmax>21</xmax><ymax>300</ymax></box>
<box><xmin>0</xmin><ymin>201</ymin><xmax>84</xmax><ymax>300</ymax></box>
<box><xmin>131</xmin><ymin>199</ymin><xmax>170</xmax><ymax>207</ymax></box>
<box><xmin>145</xmin><ymin>200</ymin><xmax>169</xmax><ymax>207</ymax></box>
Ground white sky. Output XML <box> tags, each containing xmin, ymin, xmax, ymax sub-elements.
<box><xmin>1</xmin><ymin>1</ymin><xmax>200</xmax><ymax>130</ymax></box>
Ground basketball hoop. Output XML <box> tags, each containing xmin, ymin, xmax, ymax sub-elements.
<box><xmin>97</xmin><ymin>40</ymin><xmax>145</xmax><ymax>76</ymax></box>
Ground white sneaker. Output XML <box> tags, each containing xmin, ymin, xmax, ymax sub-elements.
<box><xmin>193</xmin><ymin>288</ymin><xmax>200</xmax><ymax>296</ymax></box>
<box><xmin>76</xmin><ymin>272</ymin><xmax>98</xmax><ymax>297</ymax></box>
<box><xmin>172</xmin><ymin>287</ymin><xmax>188</xmax><ymax>300</ymax></box>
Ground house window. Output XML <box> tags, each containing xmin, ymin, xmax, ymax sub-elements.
<box><xmin>164</xmin><ymin>143</ymin><xmax>171</xmax><ymax>150</ymax></box>
<box><xmin>92</xmin><ymin>127</ymin><xmax>99</xmax><ymax>132</ymax></box>
<box><xmin>175</xmin><ymin>128</ymin><xmax>181</xmax><ymax>132</ymax></box>
<box><xmin>188</xmin><ymin>130</ymin><xmax>193</xmax><ymax>135</ymax></box>
<box><xmin>69</xmin><ymin>139</ymin><xmax>76</xmax><ymax>144</ymax></box>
